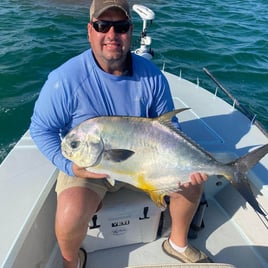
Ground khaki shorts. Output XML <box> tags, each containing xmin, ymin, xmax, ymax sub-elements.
<box><xmin>55</xmin><ymin>171</ymin><xmax>135</xmax><ymax>199</ymax></box>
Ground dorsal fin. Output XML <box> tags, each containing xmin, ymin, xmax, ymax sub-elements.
<box><xmin>154</xmin><ymin>108</ymin><xmax>194</xmax><ymax>144</ymax></box>
<box><xmin>156</xmin><ymin>108</ymin><xmax>190</xmax><ymax>126</ymax></box>
<box><xmin>155</xmin><ymin>108</ymin><xmax>216</xmax><ymax>161</ymax></box>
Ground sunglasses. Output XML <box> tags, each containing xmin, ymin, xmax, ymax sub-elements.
<box><xmin>91</xmin><ymin>20</ymin><xmax>132</xmax><ymax>34</ymax></box>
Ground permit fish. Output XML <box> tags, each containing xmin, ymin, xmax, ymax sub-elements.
<box><xmin>61</xmin><ymin>109</ymin><xmax>268</xmax><ymax>216</ymax></box>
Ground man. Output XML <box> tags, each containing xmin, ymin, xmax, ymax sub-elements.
<box><xmin>30</xmin><ymin>0</ymin><xmax>211</xmax><ymax>267</ymax></box>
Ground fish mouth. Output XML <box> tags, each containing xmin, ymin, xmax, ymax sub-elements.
<box><xmin>61</xmin><ymin>145</ymin><xmax>72</xmax><ymax>158</ymax></box>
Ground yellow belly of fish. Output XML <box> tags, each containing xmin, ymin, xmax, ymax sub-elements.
<box><xmin>136</xmin><ymin>173</ymin><xmax>167</xmax><ymax>209</ymax></box>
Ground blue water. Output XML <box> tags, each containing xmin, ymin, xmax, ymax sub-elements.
<box><xmin>0</xmin><ymin>0</ymin><xmax>268</xmax><ymax>162</ymax></box>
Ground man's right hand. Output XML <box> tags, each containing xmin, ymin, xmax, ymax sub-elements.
<box><xmin>72</xmin><ymin>163</ymin><xmax>108</xmax><ymax>179</ymax></box>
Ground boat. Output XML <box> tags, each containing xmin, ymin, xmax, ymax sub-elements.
<box><xmin>0</xmin><ymin>4</ymin><xmax>267</xmax><ymax>268</ymax></box>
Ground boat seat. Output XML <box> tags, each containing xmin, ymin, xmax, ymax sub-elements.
<box><xmin>0</xmin><ymin>131</ymin><xmax>58</xmax><ymax>267</ymax></box>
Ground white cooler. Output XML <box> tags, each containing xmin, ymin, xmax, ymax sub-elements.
<box><xmin>83</xmin><ymin>188</ymin><xmax>162</xmax><ymax>252</ymax></box>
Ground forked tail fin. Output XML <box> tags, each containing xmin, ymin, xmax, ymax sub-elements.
<box><xmin>233</xmin><ymin>144</ymin><xmax>268</xmax><ymax>173</ymax></box>
<box><xmin>232</xmin><ymin>173</ymin><xmax>266</xmax><ymax>216</ymax></box>
<box><xmin>230</xmin><ymin>144</ymin><xmax>268</xmax><ymax>216</ymax></box>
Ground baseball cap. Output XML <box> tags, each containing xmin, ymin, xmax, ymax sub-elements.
<box><xmin>90</xmin><ymin>0</ymin><xmax>131</xmax><ymax>20</ymax></box>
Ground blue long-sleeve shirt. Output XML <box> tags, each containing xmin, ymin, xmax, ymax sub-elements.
<box><xmin>30</xmin><ymin>49</ymin><xmax>177</xmax><ymax>176</ymax></box>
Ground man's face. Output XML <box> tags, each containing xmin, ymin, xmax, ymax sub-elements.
<box><xmin>88</xmin><ymin>8</ymin><xmax>132</xmax><ymax>72</ymax></box>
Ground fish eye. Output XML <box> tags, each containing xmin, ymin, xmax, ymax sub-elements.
<box><xmin>70</xmin><ymin>140</ymin><xmax>80</xmax><ymax>149</ymax></box>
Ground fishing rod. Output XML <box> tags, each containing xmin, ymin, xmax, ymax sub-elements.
<box><xmin>203</xmin><ymin>67</ymin><xmax>268</xmax><ymax>138</ymax></box>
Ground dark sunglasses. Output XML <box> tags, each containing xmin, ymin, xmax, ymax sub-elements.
<box><xmin>91</xmin><ymin>20</ymin><xmax>132</xmax><ymax>34</ymax></box>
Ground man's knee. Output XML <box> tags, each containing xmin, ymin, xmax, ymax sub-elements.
<box><xmin>56</xmin><ymin>187</ymin><xmax>101</xmax><ymax>231</ymax></box>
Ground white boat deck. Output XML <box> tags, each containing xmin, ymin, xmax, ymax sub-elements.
<box><xmin>0</xmin><ymin>72</ymin><xmax>267</xmax><ymax>268</ymax></box>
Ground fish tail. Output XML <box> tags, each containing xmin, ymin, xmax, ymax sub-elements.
<box><xmin>228</xmin><ymin>144</ymin><xmax>268</xmax><ymax>216</ymax></box>
<box><xmin>232</xmin><ymin>144</ymin><xmax>268</xmax><ymax>174</ymax></box>
<box><xmin>232</xmin><ymin>173</ymin><xmax>266</xmax><ymax>216</ymax></box>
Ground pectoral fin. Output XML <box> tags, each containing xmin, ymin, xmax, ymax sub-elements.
<box><xmin>103</xmin><ymin>149</ymin><xmax>135</xmax><ymax>162</ymax></box>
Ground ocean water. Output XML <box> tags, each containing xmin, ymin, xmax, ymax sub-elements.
<box><xmin>0</xmin><ymin>0</ymin><xmax>267</xmax><ymax>163</ymax></box>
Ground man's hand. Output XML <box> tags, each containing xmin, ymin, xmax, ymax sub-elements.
<box><xmin>183</xmin><ymin>172</ymin><xmax>208</xmax><ymax>188</ymax></box>
<box><xmin>72</xmin><ymin>163</ymin><xmax>108</xmax><ymax>179</ymax></box>
<box><xmin>169</xmin><ymin>172</ymin><xmax>208</xmax><ymax>200</ymax></box>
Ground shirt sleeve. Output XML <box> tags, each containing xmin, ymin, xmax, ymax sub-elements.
<box><xmin>30</xmin><ymin>72</ymin><xmax>75</xmax><ymax>176</ymax></box>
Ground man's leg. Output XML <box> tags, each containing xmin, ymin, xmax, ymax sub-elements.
<box><xmin>169</xmin><ymin>183</ymin><xmax>203</xmax><ymax>247</ymax></box>
<box><xmin>162</xmin><ymin>172</ymin><xmax>212</xmax><ymax>263</ymax></box>
<box><xmin>55</xmin><ymin>187</ymin><xmax>102</xmax><ymax>268</ymax></box>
